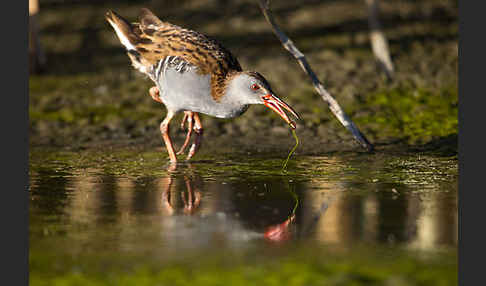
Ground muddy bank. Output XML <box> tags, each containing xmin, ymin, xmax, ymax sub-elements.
<box><xmin>29</xmin><ymin>0</ymin><xmax>458</xmax><ymax>154</ymax></box>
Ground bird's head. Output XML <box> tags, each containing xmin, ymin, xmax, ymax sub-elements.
<box><xmin>226</xmin><ymin>71</ymin><xmax>300</xmax><ymax>129</ymax></box>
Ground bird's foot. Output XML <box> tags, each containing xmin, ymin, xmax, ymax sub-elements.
<box><xmin>177</xmin><ymin>111</ymin><xmax>194</xmax><ymax>155</ymax></box>
<box><xmin>186</xmin><ymin>113</ymin><xmax>203</xmax><ymax>161</ymax></box>
<box><xmin>149</xmin><ymin>86</ymin><xmax>163</xmax><ymax>103</ymax></box>
<box><xmin>175</xmin><ymin>112</ymin><xmax>203</xmax><ymax>160</ymax></box>
<box><xmin>181</xmin><ymin>176</ymin><xmax>201</xmax><ymax>215</ymax></box>
<box><xmin>160</xmin><ymin>110</ymin><xmax>203</xmax><ymax>162</ymax></box>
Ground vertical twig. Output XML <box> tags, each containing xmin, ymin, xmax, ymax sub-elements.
<box><xmin>257</xmin><ymin>0</ymin><xmax>374</xmax><ymax>152</ymax></box>
<box><xmin>365</xmin><ymin>0</ymin><xmax>394</xmax><ymax>79</ymax></box>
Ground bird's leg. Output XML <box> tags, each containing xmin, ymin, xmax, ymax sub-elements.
<box><xmin>186</xmin><ymin>113</ymin><xmax>203</xmax><ymax>161</ymax></box>
<box><xmin>181</xmin><ymin>176</ymin><xmax>193</xmax><ymax>214</ymax></box>
<box><xmin>149</xmin><ymin>86</ymin><xmax>163</xmax><ymax>103</ymax></box>
<box><xmin>161</xmin><ymin>175</ymin><xmax>175</xmax><ymax>215</ymax></box>
<box><xmin>176</xmin><ymin>111</ymin><xmax>194</xmax><ymax>155</ymax></box>
<box><xmin>160</xmin><ymin>111</ymin><xmax>177</xmax><ymax>163</ymax></box>
<box><xmin>161</xmin><ymin>163</ymin><xmax>177</xmax><ymax>215</ymax></box>
<box><xmin>181</xmin><ymin>175</ymin><xmax>201</xmax><ymax>215</ymax></box>
<box><xmin>180</xmin><ymin>112</ymin><xmax>189</xmax><ymax>129</ymax></box>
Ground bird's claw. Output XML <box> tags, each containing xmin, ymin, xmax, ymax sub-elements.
<box><xmin>180</xmin><ymin>113</ymin><xmax>188</xmax><ymax>130</ymax></box>
<box><xmin>149</xmin><ymin>86</ymin><xmax>163</xmax><ymax>103</ymax></box>
<box><xmin>159</xmin><ymin>109</ymin><xmax>203</xmax><ymax>161</ymax></box>
<box><xmin>177</xmin><ymin>112</ymin><xmax>203</xmax><ymax>160</ymax></box>
<box><xmin>177</xmin><ymin>111</ymin><xmax>194</xmax><ymax>155</ymax></box>
<box><xmin>186</xmin><ymin>126</ymin><xmax>203</xmax><ymax>161</ymax></box>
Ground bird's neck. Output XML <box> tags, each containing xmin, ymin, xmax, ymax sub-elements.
<box><xmin>217</xmin><ymin>87</ymin><xmax>251</xmax><ymax>118</ymax></box>
<box><xmin>198</xmin><ymin>73</ymin><xmax>248</xmax><ymax>118</ymax></box>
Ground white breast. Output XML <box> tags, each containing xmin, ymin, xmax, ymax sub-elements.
<box><xmin>156</xmin><ymin>59</ymin><xmax>250</xmax><ymax>118</ymax></box>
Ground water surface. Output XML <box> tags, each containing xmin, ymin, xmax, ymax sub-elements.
<box><xmin>29</xmin><ymin>146</ymin><xmax>458</xmax><ymax>284</ymax></box>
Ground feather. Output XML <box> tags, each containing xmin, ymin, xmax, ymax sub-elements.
<box><xmin>106</xmin><ymin>8</ymin><xmax>242</xmax><ymax>101</ymax></box>
<box><xmin>105</xmin><ymin>10</ymin><xmax>139</xmax><ymax>51</ymax></box>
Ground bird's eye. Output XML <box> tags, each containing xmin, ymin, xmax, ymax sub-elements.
<box><xmin>251</xmin><ymin>84</ymin><xmax>260</xmax><ymax>91</ymax></box>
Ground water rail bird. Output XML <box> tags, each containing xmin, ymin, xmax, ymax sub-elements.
<box><xmin>106</xmin><ymin>8</ymin><xmax>300</xmax><ymax>163</ymax></box>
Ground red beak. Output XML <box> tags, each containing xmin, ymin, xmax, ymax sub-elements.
<box><xmin>262</xmin><ymin>94</ymin><xmax>300</xmax><ymax>129</ymax></box>
<box><xmin>264</xmin><ymin>214</ymin><xmax>295</xmax><ymax>242</ymax></box>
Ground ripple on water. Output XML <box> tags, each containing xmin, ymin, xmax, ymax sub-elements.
<box><xmin>29</xmin><ymin>147</ymin><xmax>458</xmax><ymax>263</ymax></box>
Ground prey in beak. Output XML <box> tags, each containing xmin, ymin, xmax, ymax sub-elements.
<box><xmin>262</xmin><ymin>94</ymin><xmax>300</xmax><ymax>129</ymax></box>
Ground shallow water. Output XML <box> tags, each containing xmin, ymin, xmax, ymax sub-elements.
<box><xmin>30</xmin><ymin>147</ymin><xmax>457</xmax><ymax>248</ymax></box>
<box><xmin>29</xmin><ymin>146</ymin><xmax>457</xmax><ymax>282</ymax></box>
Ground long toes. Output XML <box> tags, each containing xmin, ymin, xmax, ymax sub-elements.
<box><xmin>149</xmin><ymin>87</ymin><xmax>163</xmax><ymax>103</ymax></box>
<box><xmin>181</xmin><ymin>111</ymin><xmax>193</xmax><ymax>130</ymax></box>
<box><xmin>186</xmin><ymin>127</ymin><xmax>203</xmax><ymax>161</ymax></box>
<box><xmin>176</xmin><ymin>144</ymin><xmax>189</xmax><ymax>155</ymax></box>
<box><xmin>186</xmin><ymin>114</ymin><xmax>203</xmax><ymax>160</ymax></box>
<box><xmin>177</xmin><ymin>113</ymin><xmax>194</xmax><ymax>154</ymax></box>
<box><xmin>177</xmin><ymin>128</ymin><xmax>193</xmax><ymax>154</ymax></box>
<box><xmin>180</xmin><ymin>113</ymin><xmax>188</xmax><ymax>130</ymax></box>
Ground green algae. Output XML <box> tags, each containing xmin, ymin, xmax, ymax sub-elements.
<box><xmin>30</xmin><ymin>246</ymin><xmax>457</xmax><ymax>286</ymax></box>
<box><xmin>29</xmin><ymin>146</ymin><xmax>458</xmax><ymax>188</ymax></box>
<box><xmin>29</xmin><ymin>2</ymin><xmax>458</xmax><ymax>284</ymax></box>
<box><xmin>281</xmin><ymin>129</ymin><xmax>299</xmax><ymax>173</ymax></box>
<box><xmin>355</xmin><ymin>86</ymin><xmax>458</xmax><ymax>144</ymax></box>
<box><xmin>29</xmin><ymin>146</ymin><xmax>458</xmax><ymax>286</ymax></box>
<box><xmin>28</xmin><ymin>0</ymin><xmax>458</xmax><ymax>150</ymax></box>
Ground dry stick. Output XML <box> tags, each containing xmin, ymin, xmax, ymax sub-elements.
<box><xmin>257</xmin><ymin>0</ymin><xmax>374</xmax><ymax>152</ymax></box>
<box><xmin>365</xmin><ymin>0</ymin><xmax>394</xmax><ymax>79</ymax></box>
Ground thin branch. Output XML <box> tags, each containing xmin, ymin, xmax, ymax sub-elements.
<box><xmin>257</xmin><ymin>0</ymin><xmax>374</xmax><ymax>152</ymax></box>
<box><xmin>365</xmin><ymin>0</ymin><xmax>394</xmax><ymax>79</ymax></box>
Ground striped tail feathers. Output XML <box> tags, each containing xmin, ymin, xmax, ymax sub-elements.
<box><xmin>105</xmin><ymin>10</ymin><xmax>140</xmax><ymax>51</ymax></box>
<box><xmin>106</xmin><ymin>10</ymin><xmax>154</xmax><ymax>75</ymax></box>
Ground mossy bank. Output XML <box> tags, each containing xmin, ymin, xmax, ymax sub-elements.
<box><xmin>29</xmin><ymin>0</ymin><xmax>457</xmax><ymax>155</ymax></box>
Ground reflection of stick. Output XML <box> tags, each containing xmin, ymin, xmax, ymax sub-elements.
<box><xmin>300</xmin><ymin>195</ymin><xmax>337</xmax><ymax>236</ymax></box>
<box><xmin>365</xmin><ymin>0</ymin><xmax>394</xmax><ymax>79</ymax></box>
<box><xmin>257</xmin><ymin>0</ymin><xmax>374</xmax><ymax>152</ymax></box>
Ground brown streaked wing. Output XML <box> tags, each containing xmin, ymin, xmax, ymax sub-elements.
<box><xmin>130</xmin><ymin>9</ymin><xmax>242</xmax><ymax>101</ymax></box>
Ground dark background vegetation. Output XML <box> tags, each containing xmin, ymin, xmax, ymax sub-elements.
<box><xmin>29</xmin><ymin>0</ymin><xmax>458</xmax><ymax>154</ymax></box>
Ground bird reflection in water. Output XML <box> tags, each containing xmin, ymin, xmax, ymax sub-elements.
<box><xmin>264</xmin><ymin>213</ymin><xmax>295</xmax><ymax>242</ymax></box>
<box><xmin>264</xmin><ymin>189</ymin><xmax>336</xmax><ymax>243</ymax></box>
<box><xmin>161</xmin><ymin>163</ymin><xmax>202</xmax><ymax>216</ymax></box>
<box><xmin>264</xmin><ymin>184</ymin><xmax>299</xmax><ymax>242</ymax></box>
<box><xmin>158</xmin><ymin>163</ymin><xmax>335</xmax><ymax>244</ymax></box>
